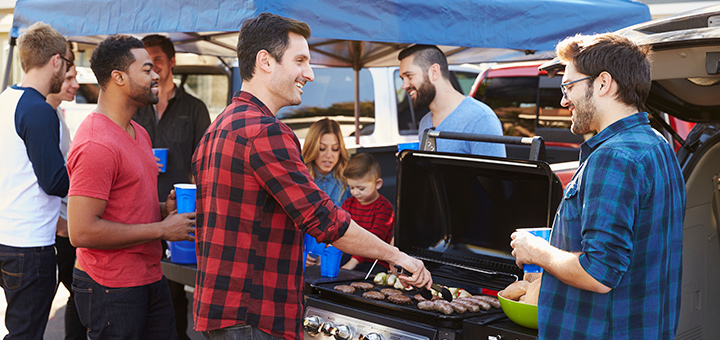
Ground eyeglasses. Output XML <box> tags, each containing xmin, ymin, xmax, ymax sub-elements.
<box><xmin>57</xmin><ymin>54</ymin><xmax>73</xmax><ymax>72</ymax></box>
<box><xmin>560</xmin><ymin>76</ymin><xmax>593</xmax><ymax>99</ymax></box>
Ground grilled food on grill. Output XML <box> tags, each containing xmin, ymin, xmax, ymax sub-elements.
<box><xmin>417</xmin><ymin>300</ymin><xmax>453</xmax><ymax>315</ymax></box>
<box><xmin>471</xmin><ymin>295</ymin><xmax>500</xmax><ymax>309</ymax></box>
<box><xmin>387</xmin><ymin>294</ymin><xmax>412</xmax><ymax>304</ymax></box>
<box><xmin>333</xmin><ymin>285</ymin><xmax>356</xmax><ymax>294</ymax></box>
<box><xmin>433</xmin><ymin>300</ymin><xmax>455</xmax><ymax>315</ymax></box>
<box><xmin>417</xmin><ymin>301</ymin><xmax>436</xmax><ymax>311</ymax></box>
<box><xmin>453</xmin><ymin>298</ymin><xmax>480</xmax><ymax>312</ymax></box>
<box><xmin>350</xmin><ymin>282</ymin><xmax>375</xmax><ymax>291</ymax></box>
<box><xmin>362</xmin><ymin>290</ymin><xmax>386</xmax><ymax>300</ymax></box>
<box><xmin>380</xmin><ymin>288</ymin><xmax>403</xmax><ymax>296</ymax></box>
<box><xmin>449</xmin><ymin>301</ymin><xmax>467</xmax><ymax>314</ymax></box>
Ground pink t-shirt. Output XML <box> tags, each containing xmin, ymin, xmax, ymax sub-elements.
<box><xmin>67</xmin><ymin>112</ymin><xmax>163</xmax><ymax>288</ymax></box>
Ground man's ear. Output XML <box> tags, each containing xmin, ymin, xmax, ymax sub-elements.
<box><xmin>597</xmin><ymin>71</ymin><xmax>613</xmax><ymax>97</ymax></box>
<box><xmin>110</xmin><ymin>70</ymin><xmax>125</xmax><ymax>86</ymax></box>
<box><xmin>429</xmin><ymin>63</ymin><xmax>441</xmax><ymax>82</ymax></box>
<box><xmin>169</xmin><ymin>56</ymin><xmax>176</xmax><ymax>69</ymax></box>
<box><xmin>256</xmin><ymin>50</ymin><xmax>273</xmax><ymax>74</ymax></box>
<box><xmin>375</xmin><ymin>178</ymin><xmax>383</xmax><ymax>190</ymax></box>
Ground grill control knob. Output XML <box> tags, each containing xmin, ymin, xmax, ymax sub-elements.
<box><xmin>364</xmin><ymin>332</ymin><xmax>384</xmax><ymax>340</ymax></box>
<box><xmin>321</xmin><ymin>322</ymin><xmax>336</xmax><ymax>336</ymax></box>
<box><xmin>334</xmin><ymin>324</ymin><xmax>352</xmax><ymax>340</ymax></box>
<box><xmin>303</xmin><ymin>315</ymin><xmax>321</xmax><ymax>336</ymax></box>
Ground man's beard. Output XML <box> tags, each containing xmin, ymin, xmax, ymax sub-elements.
<box><xmin>49</xmin><ymin>67</ymin><xmax>64</xmax><ymax>94</ymax></box>
<box><xmin>128</xmin><ymin>76</ymin><xmax>159</xmax><ymax>105</ymax></box>
<box><xmin>570</xmin><ymin>85</ymin><xmax>597</xmax><ymax>135</ymax></box>
<box><xmin>411</xmin><ymin>74</ymin><xmax>436</xmax><ymax>109</ymax></box>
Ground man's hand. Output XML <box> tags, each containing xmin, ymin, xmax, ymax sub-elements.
<box><xmin>391</xmin><ymin>253</ymin><xmax>432</xmax><ymax>289</ymax></box>
<box><xmin>160</xmin><ymin>212</ymin><xmax>196</xmax><ymax>242</ymax></box>
<box><xmin>162</xmin><ymin>189</ymin><xmax>177</xmax><ymax>218</ymax></box>
<box><xmin>306</xmin><ymin>254</ymin><xmax>320</xmax><ymax>267</ymax></box>
<box><xmin>510</xmin><ymin>230</ymin><xmax>550</xmax><ymax>270</ymax></box>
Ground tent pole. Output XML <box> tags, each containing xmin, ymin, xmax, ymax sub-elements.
<box><xmin>3</xmin><ymin>37</ymin><xmax>16</xmax><ymax>91</ymax></box>
<box><xmin>354</xmin><ymin>67</ymin><xmax>360</xmax><ymax>145</ymax></box>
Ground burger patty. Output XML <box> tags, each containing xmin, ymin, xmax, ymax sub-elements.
<box><xmin>387</xmin><ymin>294</ymin><xmax>412</xmax><ymax>304</ymax></box>
<box><xmin>350</xmin><ymin>282</ymin><xmax>375</xmax><ymax>291</ymax></box>
<box><xmin>333</xmin><ymin>285</ymin><xmax>356</xmax><ymax>294</ymax></box>
<box><xmin>362</xmin><ymin>290</ymin><xmax>386</xmax><ymax>300</ymax></box>
<box><xmin>380</xmin><ymin>288</ymin><xmax>403</xmax><ymax>296</ymax></box>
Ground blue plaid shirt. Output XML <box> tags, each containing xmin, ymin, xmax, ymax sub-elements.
<box><xmin>539</xmin><ymin>113</ymin><xmax>685</xmax><ymax>339</ymax></box>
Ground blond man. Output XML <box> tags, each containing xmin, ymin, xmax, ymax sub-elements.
<box><xmin>0</xmin><ymin>22</ymin><xmax>69</xmax><ymax>339</ymax></box>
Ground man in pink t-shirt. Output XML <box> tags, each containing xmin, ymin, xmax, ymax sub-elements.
<box><xmin>66</xmin><ymin>35</ymin><xmax>196</xmax><ymax>339</ymax></box>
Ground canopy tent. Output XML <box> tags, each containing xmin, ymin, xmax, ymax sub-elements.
<box><xmin>8</xmin><ymin>0</ymin><xmax>651</xmax><ymax>143</ymax></box>
<box><xmin>11</xmin><ymin>0</ymin><xmax>651</xmax><ymax>68</ymax></box>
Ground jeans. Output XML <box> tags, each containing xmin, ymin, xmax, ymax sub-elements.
<box><xmin>55</xmin><ymin>235</ymin><xmax>87</xmax><ymax>340</ymax></box>
<box><xmin>203</xmin><ymin>324</ymin><xmax>284</xmax><ymax>340</ymax></box>
<box><xmin>0</xmin><ymin>243</ymin><xmax>57</xmax><ymax>340</ymax></box>
<box><xmin>72</xmin><ymin>268</ymin><xmax>178</xmax><ymax>340</ymax></box>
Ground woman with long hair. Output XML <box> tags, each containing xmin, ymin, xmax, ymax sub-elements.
<box><xmin>302</xmin><ymin>118</ymin><xmax>351</xmax><ymax>267</ymax></box>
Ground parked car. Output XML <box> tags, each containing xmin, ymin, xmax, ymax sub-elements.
<box><xmin>542</xmin><ymin>6</ymin><xmax>720</xmax><ymax>339</ymax></box>
<box><xmin>469</xmin><ymin>60</ymin><xmax>583</xmax><ymax>163</ymax></box>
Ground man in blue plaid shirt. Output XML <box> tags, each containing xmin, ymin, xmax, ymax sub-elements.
<box><xmin>510</xmin><ymin>33</ymin><xmax>685</xmax><ymax>339</ymax></box>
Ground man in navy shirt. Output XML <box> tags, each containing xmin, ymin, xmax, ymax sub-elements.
<box><xmin>510</xmin><ymin>33</ymin><xmax>685</xmax><ymax>339</ymax></box>
<box><xmin>0</xmin><ymin>22</ymin><xmax>69</xmax><ymax>339</ymax></box>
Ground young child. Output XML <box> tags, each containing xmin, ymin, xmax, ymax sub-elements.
<box><xmin>340</xmin><ymin>153</ymin><xmax>394</xmax><ymax>272</ymax></box>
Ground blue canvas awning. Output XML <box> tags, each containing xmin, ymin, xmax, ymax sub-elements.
<box><xmin>11</xmin><ymin>0</ymin><xmax>651</xmax><ymax>67</ymax></box>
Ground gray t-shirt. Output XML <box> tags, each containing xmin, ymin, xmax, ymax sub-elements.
<box><xmin>418</xmin><ymin>97</ymin><xmax>506</xmax><ymax>157</ymax></box>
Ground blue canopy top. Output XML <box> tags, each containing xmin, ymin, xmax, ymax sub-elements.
<box><xmin>11</xmin><ymin>0</ymin><xmax>651</xmax><ymax>66</ymax></box>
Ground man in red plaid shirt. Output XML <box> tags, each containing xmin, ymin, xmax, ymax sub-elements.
<box><xmin>191</xmin><ymin>13</ymin><xmax>432</xmax><ymax>340</ymax></box>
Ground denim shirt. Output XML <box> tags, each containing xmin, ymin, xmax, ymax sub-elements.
<box><xmin>539</xmin><ymin>113</ymin><xmax>685</xmax><ymax>339</ymax></box>
<box><xmin>313</xmin><ymin>170</ymin><xmax>350</xmax><ymax>207</ymax></box>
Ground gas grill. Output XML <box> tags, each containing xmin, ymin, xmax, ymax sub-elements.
<box><xmin>304</xmin><ymin>134</ymin><xmax>562</xmax><ymax>340</ymax></box>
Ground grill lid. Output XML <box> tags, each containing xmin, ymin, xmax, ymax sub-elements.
<box><xmin>395</xmin><ymin>151</ymin><xmax>563</xmax><ymax>281</ymax></box>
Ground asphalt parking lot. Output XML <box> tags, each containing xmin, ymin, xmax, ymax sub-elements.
<box><xmin>0</xmin><ymin>285</ymin><xmax>204</xmax><ymax>339</ymax></box>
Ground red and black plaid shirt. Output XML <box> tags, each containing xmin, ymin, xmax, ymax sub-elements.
<box><xmin>191</xmin><ymin>92</ymin><xmax>351</xmax><ymax>339</ymax></box>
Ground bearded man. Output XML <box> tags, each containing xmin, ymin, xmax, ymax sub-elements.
<box><xmin>0</xmin><ymin>22</ymin><xmax>69</xmax><ymax>340</ymax></box>
<box><xmin>66</xmin><ymin>34</ymin><xmax>196</xmax><ymax>339</ymax></box>
<box><xmin>398</xmin><ymin>44</ymin><xmax>505</xmax><ymax>156</ymax></box>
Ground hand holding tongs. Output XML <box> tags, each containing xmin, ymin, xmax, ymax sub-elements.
<box><xmin>394</xmin><ymin>265</ymin><xmax>453</xmax><ymax>302</ymax></box>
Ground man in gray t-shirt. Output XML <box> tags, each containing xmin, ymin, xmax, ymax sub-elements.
<box><xmin>398</xmin><ymin>45</ymin><xmax>505</xmax><ymax>157</ymax></box>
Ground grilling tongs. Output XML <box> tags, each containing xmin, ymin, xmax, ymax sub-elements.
<box><xmin>394</xmin><ymin>265</ymin><xmax>453</xmax><ymax>302</ymax></box>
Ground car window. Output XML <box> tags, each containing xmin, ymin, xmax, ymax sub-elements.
<box><xmin>474</xmin><ymin>76</ymin><xmax>538</xmax><ymax>137</ymax></box>
<box><xmin>277</xmin><ymin>67</ymin><xmax>375</xmax><ymax>139</ymax></box>
<box><xmin>454</xmin><ymin>71</ymin><xmax>478</xmax><ymax>95</ymax></box>
<box><xmin>174</xmin><ymin>74</ymin><xmax>228</xmax><ymax>121</ymax></box>
<box><xmin>394</xmin><ymin>69</ymin><xmax>482</xmax><ymax>136</ymax></box>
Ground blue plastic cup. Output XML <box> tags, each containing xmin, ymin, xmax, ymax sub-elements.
<box><xmin>174</xmin><ymin>183</ymin><xmax>196</xmax><ymax>214</ymax></box>
<box><xmin>397</xmin><ymin>142</ymin><xmax>420</xmax><ymax>152</ymax></box>
<box><xmin>153</xmin><ymin>148</ymin><xmax>168</xmax><ymax>173</ymax></box>
<box><xmin>304</xmin><ymin>234</ymin><xmax>325</xmax><ymax>256</ymax></box>
<box><xmin>517</xmin><ymin>227</ymin><xmax>552</xmax><ymax>273</ymax></box>
<box><xmin>320</xmin><ymin>245</ymin><xmax>342</xmax><ymax>277</ymax></box>
<box><xmin>169</xmin><ymin>183</ymin><xmax>197</xmax><ymax>264</ymax></box>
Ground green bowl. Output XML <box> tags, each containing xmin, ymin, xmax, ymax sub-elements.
<box><xmin>498</xmin><ymin>293</ymin><xmax>538</xmax><ymax>329</ymax></box>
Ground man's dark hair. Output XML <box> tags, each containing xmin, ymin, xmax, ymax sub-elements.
<box><xmin>142</xmin><ymin>34</ymin><xmax>175</xmax><ymax>60</ymax></box>
<box><xmin>236</xmin><ymin>12</ymin><xmax>311</xmax><ymax>81</ymax></box>
<box><xmin>556</xmin><ymin>33</ymin><xmax>652</xmax><ymax>112</ymax></box>
<box><xmin>90</xmin><ymin>34</ymin><xmax>145</xmax><ymax>89</ymax></box>
<box><xmin>398</xmin><ymin>45</ymin><xmax>450</xmax><ymax>80</ymax></box>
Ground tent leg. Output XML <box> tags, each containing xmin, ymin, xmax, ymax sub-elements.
<box><xmin>354</xmin><ymin>67</ymin><xmax>360</xmax><ymax>145</ymax></box>
<box><xmin>2</xmin><ymin>37</ymin><xmax>16</xmax><ymax>91</ymax></box>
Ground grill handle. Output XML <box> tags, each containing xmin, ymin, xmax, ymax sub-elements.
<box><xmin>420</xmin><ymin>128</ymin><xmax>547</xmax><ymax>161</ymax></box>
